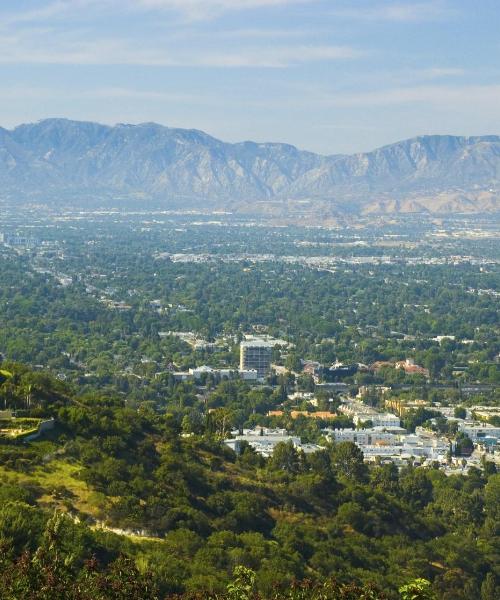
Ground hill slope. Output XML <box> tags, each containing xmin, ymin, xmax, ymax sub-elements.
<box><xmin>1</xmin><ymin>118</ymin><xmax>499</xmax><ymax>215</ymax></box>
<box><xmin>0</xmin><ymin>362</ymin><xmax>499</xmax><ymax>598</ymax></box>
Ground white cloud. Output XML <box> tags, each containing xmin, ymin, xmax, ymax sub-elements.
<box><xmin>320</xmin><ymin>84</ymin><xmax>500</xmax><ymax>108</ymax></box>
<box><xmin>0</xmin><ymin>0</ymin><xmax>314</xmax><ymax>26</ymax></box>
<box><xmin>197</xmin><ymin>45</ymin><xmax>361</xmax><ymax>67</ymax></box>
<box><xmin>330</xmin><ymin>2</ymin><xmax>454</xmax><ymax>23</ymax></box>
<box><xmin>0</xmin><ymin>1</ymin><xmax>103</xmax><ymax>25</ymax></box>
<box><xmin>0</xmin><ymin>34</ymin><xmax>175</xmax><ymax>66</ymax></box>
<box><xmin>0</xmin><ymin>85</ymin><xmax>197</xmax><ymax>103</ymax></box>
<box><xmin>418</xmin><ymin>67</ymin><xmax>465</xmax><ymax>79</ymax></box>
<box><xmin>0</xmin><ymin>24</ymin><xmax>360</xmax><ymax>68</ymax></box>
<box><xmin>136</xmin><ymin>0</ymin><xmax>310</xmax><ymax>18</ymax></box>
<box><xmin>206</xmin><ymin>27</ymin><xmax>312</xmax><ymax>39</ymax></box>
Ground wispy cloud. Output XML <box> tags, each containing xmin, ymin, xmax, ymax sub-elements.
<box><xmin>330</xmin><ymin>2</ymin><xmax>454</xmax><ymax>23</ymax></box>
<box><xmin>0</xmin><ymin>0</ymin><xmax>104</xmax><ymax>25</ymax></box>
<box><xmin>318</xmin><ymin>84</ymin><xmax>500</xmax><ymax>108</ymax></box>
<box><xmin>418</xmin><ymin>67</ymin><xmax>465</xmax><ymax>79</ymax></box>
<box><xmin>1</xmin><ymin>0</ymin><xmax>314</xmax><ymax>26</ymax></box>
<box><xmin>197</xmin><ymin>45</ymin><xmax>361</xmax><ymax>68</ymax></box>
<box><xmin>0</xmin><ymin>36</ymin><xmax>177</xmax><ymax>66</ymax></box>
<box><xmin>0</xmin><ymin>0</ymin><xmax>356</xmax><ymax>68</ymax></box>
<box><xmin>207</xmin><ymin>27</ymin><xmax>313</xmax><ymax>39</ymax></box>
<box><xmin>0</xmin><ymin>85</ymin><xmax>198</xmax><ymax>103</ymax></box>
<box><xmin>0</xmin><ymin>24</ymin><xmax>360</xmax><ymax>68</ymax></box>
<box><xmin>135</xmin><ymin>0</ymin><xmax>311</xmax><ymax>20</ymax></box>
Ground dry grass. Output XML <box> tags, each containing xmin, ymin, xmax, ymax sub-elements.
<box><xmin>0</xmin><ymin>459</ymin><xmax>102</xmax><ymax>517</ymax></box>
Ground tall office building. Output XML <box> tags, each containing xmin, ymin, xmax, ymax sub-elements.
<box><xmin>240</xmin><ymin>340</ymin><xmax>273</xmax><ymax>379</ymax></box>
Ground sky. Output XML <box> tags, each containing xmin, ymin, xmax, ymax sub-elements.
<box><xmin>0</xmin><ymin>0</ymin><xmax>499</xmax><ymax>154</ymax></box>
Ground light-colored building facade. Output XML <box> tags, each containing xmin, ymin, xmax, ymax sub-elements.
<box><xmin>458</xmin><ymin>422</ymin><xmax>500</xmax><ymax>442</ymax></box>
<box><xmin>224</xmin><ymin>427</ymin><xmax>322</xmax><ymax>458</ymax></box>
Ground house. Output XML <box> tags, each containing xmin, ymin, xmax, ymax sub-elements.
<box><xmin>394</xmin><ymin>359</ymin><xmax>429</xmax><ymax>377</ymax></box>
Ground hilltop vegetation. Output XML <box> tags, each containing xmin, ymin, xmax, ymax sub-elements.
<box><xmin>0</xmin><ymin>363</ymin><xmax>498</xmax><ymax>599</ymax></box>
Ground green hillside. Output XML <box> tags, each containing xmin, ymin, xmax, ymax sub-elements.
<box><xmin>0</xmin><ymin>362</ymin><xmax>498</xmax><ymax>599</ymax></box>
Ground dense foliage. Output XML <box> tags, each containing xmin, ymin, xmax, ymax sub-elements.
<box><xmin>0</xmin><ymin>218</ymin><xmax>498</xmax><ymax>403</ymax></box>
<box><xmin>0</xmin><ymin>365</ymin><xmax>498</xmax><ymax>598</ymax></box>
<box><xmin>0</xmin><ymin>216</ymin><xmax>498</xmax><ymax>598</ymax></box>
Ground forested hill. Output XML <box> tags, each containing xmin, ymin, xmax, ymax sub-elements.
<box><xmin>0</xmin><ymin>363</ymin><xmax>498</xmax><ymax>599</ymax></box>
<box><xmin>1</xmin><ymin>118</ymin><xmax>499</xmax><ymax>216</ymax></box>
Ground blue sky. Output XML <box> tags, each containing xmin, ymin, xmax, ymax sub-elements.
<box><xmin>0</xmin><ymin>0</ymin><xmax>499</xmax><ymax>154</ymax></box>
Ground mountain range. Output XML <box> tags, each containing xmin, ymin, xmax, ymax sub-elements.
<box><xmin>1</xmin><ymin>118</ymin><xmax>499</xmax><ymax>218</ymax></box>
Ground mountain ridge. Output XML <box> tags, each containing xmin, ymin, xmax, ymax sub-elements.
<box><xmin>1</xmin><ymin>118</ymin><xmax>499</xmax><ymax>217</ymax></box>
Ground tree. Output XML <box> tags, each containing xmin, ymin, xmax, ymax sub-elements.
<box><xmin>400</xmin><ymin>468</ymin><xmax>432</xmax><ymax>509</ymax></box>
<box><xmin>481</xmin><ymin>573</ymin><xmax>498</xmax><ymax>600</ymax></box>
<box><xmin>269</xmin><ymin>441</ymin><xmax>302</xmax><ymax>474</ymax></box>
<box><xmin>455</xmin><ymin>432</ymin><xmax>474</xmax><ymax>456</ymax></box>
<box><xmin>329</xmin><ymin>442</ymin><xmax>367</xmax><ymax>482</ymax></box>
<box><xmin>226</xmin><ymin>565</ymin><xmax>256</xmax><ymax>600</ymax></box>
<box><xmin>285</xmin><ymin>353</ymin><xmax>302</xmax><ymax>373</ymax></box>
<box><xmin>399</xmin><ymin>578</ymin><xmax>435</xmax><ymax>600</ymax></box>
<box><xmin>424</xmin><ymin>350</ymin><xmax>446</xmax><ymax>379</ymax></box>
<box><xmin>484</xmin><ymin>474</ymin><xmax>500</xmax><ymax>521</ymax></box>
<box><xmin>208</xmin><ymin>407</ymin><xmax>234</xmax><ymax>439</ymax></box>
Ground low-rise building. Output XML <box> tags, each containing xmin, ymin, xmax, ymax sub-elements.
<box><xmin>327</xmin><ymin>426</ymin><xmax>449</xmax><ymax>463</ymax></box>
<box><xmin>224</xmin><ymin>427</ymin><xmax>322</xmax><ymax>457</ymax></box>
<box><xmin>385</xmin><ymin>397</ymin><xmax>429</xmax><ymax>416</ymax></box>
<box><xmin>458</xmin><ymin>421</ymin><xmax>500</xmax><ymax>442</ymax></box>
<box><xmin>173</xmin><ymin>366</ymin><xmax>259</xmax><ymax>382</ymax></box>
<box><xmin>394</xmin><ymin>359</ymin><xmax>430</xmax><ymax>377</ymax></box>
<box><xmin>351</xmin><ymin>411</ymin><xmax>400</xmax><ymax>428</ymax></box>
<box><xmin>327</xmin><ymin>428</ymin><xmax>398</xmax><ymax>446</ymax></box>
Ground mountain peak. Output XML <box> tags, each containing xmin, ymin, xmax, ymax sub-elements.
<box><xmin>1</xmin><ymin>118</ymin><xmax>498</xmax><ymax>217</ymax></box>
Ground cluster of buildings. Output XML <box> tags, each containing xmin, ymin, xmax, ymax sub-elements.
<box><xmin>156</xmin><ymin>250</ymin><xmax>496</xmax><ymax>269</ymax></box>
<box><xmin>0</xmin><ymin>232</ymin><xmax>39</xmax><ymax>249</ymax></box>
<box><xmin>457</xmin><ymin>421</ymin><xmax>500</xmax><ymax>447</ymax></box>
<box><xmin>170</xmin><ymin>338</ymin><xmax>275</xmax><ymax>383</ymax></box>
<box><xmin>338</xmin><ymin>400</ymin><xmax>402</xmax><ymax>428</ymax></box>
<box><xmin>222</xmin><ymin>414</ymin><xmax>499</xmax><ymax>472</ymax></box>
<box><xmin>371</xmin><ymin>358</ymin><xmax>429</xmax><ymax>377</ymax></box>
<box><xmin>224</xmin><ymin>427</ymin><xmax>322</xmax><ymax>457</ymax></box>
<box><xmin>267</xmin><ymin>410</ymin><xmax>338</xmax><ymax>420</ymax></box>
<box><xmin>223</xmin><ymin>422</ymin><xmax>451</xmax><ymax>466</ymax></box>
<box><xmin>326</xmin><ymin>426</ymin><xmax>450</xmax><ymax>464</ymax></box>
<box><xmin>171</xmin><ymin>365</ymin><xmax>259</xmax><ymax>383</ymax></box>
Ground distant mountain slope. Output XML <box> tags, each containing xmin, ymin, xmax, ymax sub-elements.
<box><xmin>1</xmin><ymin>118</ymin><xmax>499</xmax><ymax>215</ymax></box>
